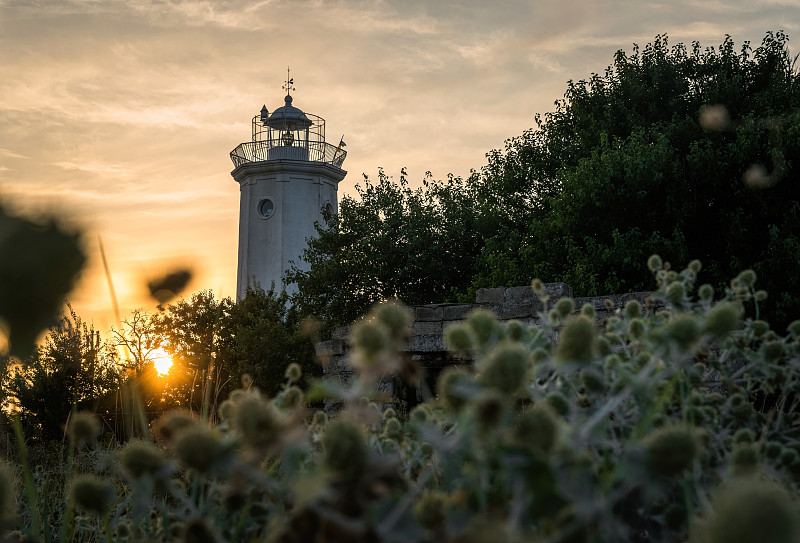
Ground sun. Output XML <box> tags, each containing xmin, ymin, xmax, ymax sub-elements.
<box><xmin>150</xmin><ymin>347</ymin><xmax>174</xmax><ymax>376</ymax></box>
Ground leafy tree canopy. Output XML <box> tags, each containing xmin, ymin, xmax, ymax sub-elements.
<box><xmin>292</xmin><ymin>31</ymin><xmax>800</xmax><ymax>330</ymax></box>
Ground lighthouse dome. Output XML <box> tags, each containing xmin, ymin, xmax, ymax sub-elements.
<box><xmin>266</xmin><ymin>95</ymin><xmax>313</xmax><ymax>130</ymax></box>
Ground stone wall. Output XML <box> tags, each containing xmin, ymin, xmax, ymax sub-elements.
<box><xmin>315</xmin><ymin>284</ymin><xmax>668</xmax><ymax>412</ymax></box>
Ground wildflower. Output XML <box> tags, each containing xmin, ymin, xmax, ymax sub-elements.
<box><xmin>628</xmin><ymin>318</ymin><xmax>645</xmax><ymax>339</ymax></box>
<box><xmin>515</xmin><ymin>404</ymin><xmax>559</xmax><ymax>455</ymax></box>
<box><xmin>322</xmin><ymin>420</ymin><xmax>367</xmax><ymax>481</ymax></box>
<box><xmin>762</xmin><ymin>340</ymin><xmax>784</xmax><ymax>361</ymax></box>
<box><xmin>644</xmin><ymin>425</ymin><xmax>698</xmax><ymax>478</ymax></box>
<box><xmin>751</xmin><ymin>320</ymin><xmax>770</xmax><ymax>337</ymax></box>
<box><xmin>666</xmin><ymin>282</ymin><xmax>685</xmax><ymax>304</ymax></box>
<box><xmin>737</xmin><ymin>269</ymin><xmax>757</xmax><ymax>288</ymax></box>
<box><xmin>234</xmin><ymin>395</ymin><xmax>285</xmax><ymax>450</ymax></box>
<box><xmin>730</xmin><ymin>444</ymin><xmax>760</xmax><ymax>476</ymax></box>
<box><xmin>580</xmin><ymin>367</ymin><xmax>606</xmax><ymax>393</ymax></box>
<box><xmin>787</xmin><ymin>320</ymin><xmax>800</xmax><ymax>339</ymax></box>
<box><xmin>704</xmin><ymin>302</ymin><xmax>742</xmax><ymax>338</ymax></box>
<box><xmin>382</xmin><ymin>407</ymin><xmax>396</xmax><ymax>420</ymax></box>
<box><xmin>474</xmin><ymin>391</ymin><xmax>505</xmax><ymax>429</ymax></box>
<box><xmin>531</xmin><ymin>279</ymin><xmax>545</xmax><ymax>295</ymax></box>
<box><xmin>697</xmin><ymin>479</ymin><xmax>799</xmax><ymax>543</ymax></box>
<box><xmin>698</xmin><ymin>284</ymin><xmax>714</xmax><ymax>301</ymax></box>
<box><xmin>478</xmin><ymin>342</ymin><xmax>529</xmax><ymax>395</ymax></box>
<box><xmin>374</xmin><ymin>301</ymin><xmax>412</xmax><ymax>341</ymax></box>
<box><xmin>120</xmin><ymin>440</ymin><xmax>167</xmax><ymax>481</ymax></box>
<box><xmin>755</xmin><ymin>290</ymin><xmax>768</xmax><ymax>302</ymax></box>
<box><xmin>67</xmin><ymin>411</ymin><xmax>101</xmax><ymax>447</ymax></box>
<box><xmin>545</xmin><ymin>392</ymin><xmax>570</xmax><ymax>417</ymax></box>
<box><xmin>592</xmin><ymin>336</ymin><xmax>611</xmax><ymax>357</ymax></box>
<box><xmin>282</xmin><ymin>385</ymin><xmax>304</xmax><ymax>409</ymax></box>
<box><xmin>383</xmin><ymin>418</ymin><xmax>403</xmax><ymax>441</ymax></box>
<box><xmin>688</xmin><ymin>259</ymin><xmax>702</xmax><ymax>273</ymax></box>
<box><xmin>624</xmin><ymin>300</ymin><xmax>642</xmax><ymax>319</ymax></box>
<box><xmin>665</xmin><ymin>314</ymin><xmax>701</xmax><ymax>351</ymax></box>
<box><xmin>467</xmin><ymin>309</ymin><xmax>499</xmax><ymax>347</ymax></box>
<box><xmin>764</xmin><ymin>441</ymin><xmax>783</xmax><ymax>460</ymax></box>
<box><xmin>647</xmin><ymin>254</ymin><xmax>663</xmax><ymax>272</ymax></box>
<box><xmin>218</xmin><ymin>400</ymin><xmax>236</xmax><ymax>423</ymax></box>
<box><xmin>284</xmin><ymin>363</ymin><xmax>302</xmax><ymax>384</ymax></box>
<box><xmin>174</xmin><ymin>427</ymin><xmax>228</xmax><ymax>475</ymax></box>
<box><xmin>71</xmin><ymin>475</ymin><xmax>113</xmax><ymax>516</ymax></box>
<box><xmin>555</xmin><ymin>297</ymin><xmax>574</xmax><ymax>318</ymax></box>
<box><xmin>555</xmin><ymin>315</ymin><xmax>596</xmax><ymax>364</ymax></box>
<box><xmin>409</xmin><ymin>405</ymin><xmax>431</xmax><ymax>424</ymax></box>
<box><xmin>414</xmin><ymin>490</ymin><xmax>448</xmax><ymax>532</ymax></box>
<box><xmin>505</xmin><ymin>320</ymin><xmax>526</xmax><ymax>341</ymax></box>
<box><xmin>437</xmin><ymin>367</ymin><xmax>471</xmax><ymax>411</ymax></box>
<box><xmin>444</xmin><ymin>323</ymin><xmax>474</xmax><ymax>354</ymax></box>
<box><xmin>350</xmin><ymin>320</ymin><xmax>390</xmax><ymax>368</ymax></box>
<box><xmin>154</xmin><ymin>410</ymin><xmax>197</xmax><ymax>442</ymax></box>
<box><xmin>580</xmin><ymin>303</ymin><xmax>596</xmax><ymax>319</ymax></box>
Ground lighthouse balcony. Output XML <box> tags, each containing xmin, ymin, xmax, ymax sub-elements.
<box><xmin>230</xmin><ymin>140</ymin><xmax>347</xmax><ymax>169</ymax></box>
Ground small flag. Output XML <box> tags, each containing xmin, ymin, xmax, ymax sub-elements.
<box><xmin>339</xmin><ymin>138</ymin><xmax>346</xmax><ymax>148</ymax></box>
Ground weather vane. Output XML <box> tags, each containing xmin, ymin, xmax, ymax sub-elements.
<box><xmin>282</xmin><ymin>66</ymin><xmax>295</xmax><ymax>96</ymax></box>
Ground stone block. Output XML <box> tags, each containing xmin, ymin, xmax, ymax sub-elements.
<box><xmin>505</xmin><ymin>286</ymin><xmax>535</xmax><ymax>305</ymax></box>
<box><xmin>441</xmin><ymin>304</ymin><xmax>473</xmax><ymax>320</ymax></box>
<box><xmin>476</xmin><ymin>287</ymin><xmax>504</xmax><ymax>304</ymax></box>
<box><xmin>407</xmin><ymin>334</ymin><xmax>447</xmax><ymax>352</ymax></box>
<box><xmin>413</xmin><ymin>321</ymin><xmax>442</xmax><ymax>335</ymax></box>
<box><xmin>415</xmin><ymin>305</ymin><xmax>443</xmax><ymax>321</ymax></box>
<box><xmin>544</xmin><ymin>282</ymin><xmax>573</xmax><ymax>299</ymax></box>
<box><xmin>332</xmin><ymin>326</ymin><xmax>350</xmax><ymax>341</ymax></box>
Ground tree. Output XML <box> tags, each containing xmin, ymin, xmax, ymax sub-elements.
<box><xmin>219</xmin><ymin>284</ymin><xmax>318</xmax><ymax>398</ymax></box>
<box><xmin>291</xmin><ymin>31</ymin><xmax>800</xmax><ymax>330</ymax></box>
<box><xmin>8</xmin><ymin>307</ymin><xmax>121</xmax><ymax>440</ymax></box>
<box><xmin>475</xmin><ymin>31</ymin><xmax>800</xmax><ymax>327</ymax></box>
<box><xmin>288</xmin><ymin>169</ymin><xmax>483</xmax><ymax>330</ymax></box>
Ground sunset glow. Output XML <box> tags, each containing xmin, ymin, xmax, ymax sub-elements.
<box><xmin>151</xmin><ymin>347</ymin><xmax>174</xmax><ymax>376</ymax></box>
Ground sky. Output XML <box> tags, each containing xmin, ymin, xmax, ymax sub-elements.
<box><xmin>1</xmin><ymin>0</ymin><xmax>798</xmax><ymax>334</ymax></box>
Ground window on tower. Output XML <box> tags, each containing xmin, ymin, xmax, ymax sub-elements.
<box><xmin>258</xmin><ymin>198</ymin><xmax>275</xmax><ymax>219</ymax></box>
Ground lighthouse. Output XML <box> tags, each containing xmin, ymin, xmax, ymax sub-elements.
<box><xmin>229</xmin><ymin>72</ymin><xmax>347</xmax><ymax>298</ymax></box>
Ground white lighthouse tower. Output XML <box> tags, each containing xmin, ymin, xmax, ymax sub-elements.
<box><xmin>229</xmin><ymin>72</ymin><xmax>347</xmax><ymax>298</ymax></box>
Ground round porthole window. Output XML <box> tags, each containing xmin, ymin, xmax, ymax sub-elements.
<box><xmin>257</xmin><ymin>198</ymin><xmax>275</xmax><ymax>219</ymax></box>
<box><xmin>322</xmin><ymin>202</ymin><xmax>333</xmax><ymax>216</ymax></box>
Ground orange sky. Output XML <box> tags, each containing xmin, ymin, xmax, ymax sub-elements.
<box><xmin>1</xmin><ymin>0</ymin><xmax>798</xmax><ymax>334</ymax></box>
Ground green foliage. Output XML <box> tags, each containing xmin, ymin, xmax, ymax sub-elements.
<box><xmin>287</xmin><ymin>169</ymin><xmax>482</xmax><ymax>330</ymax></box>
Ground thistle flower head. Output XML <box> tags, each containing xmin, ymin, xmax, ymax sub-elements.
<box><xmin>311</xmin><ymin>410</ymin><xmax>328</xmax><ymax>428</ymax></box>
<box><xmin>374</xmin><ymin>301</ymin><xmax>412</xmax><ymax>341</ymax></box>
<box><xmin>444</xmin><ymin>323</ymin><xmax>474</xmax><ymax>354</ymax></box>
<box><xmin>409</xmin><ymin>405</ymin><xmax>431</xmax><ymax>424</ymax></box>
<box><xmin>120</xmin><ymin>439</ymin><xmax>167</xmax><ymax>480</ymax></box>
<box><xmin>282</xmin><ymin>385</ymin><xmax>304</xmax><ymax>409</ymax></box>
<box><xmin>477</xmin><ymin>342</ymin><xmax>529</xmax><ymax>395</ymax></box>
<box><xmin>154</xmin><ymin>410</ymin><xmax>197</xmax><ymax>442</ymax></box>
<box><xmin>515</xmin><ymin>404</ymin><xmax>559</xmax><ymax>455</ymax></box>
<box><xmin>555</xmin><ymin>315</ymin><xmax>596</xmax><ymax>364</ymax></box>
<box><xmin>474</xmin><ymin>390</ymin><xmax>506</xmax><ymax>429</ymax></box>
<box><xmin>68</xmin><ymin>411</ymin><xmax>101</xmax><ymax>447</ymax></box>
<box><xmin>414</xmin><ymin>490</ymin><xmax>448</xmax><ymax>531</ymax></box>
<box><xmin>545</xmin><ymin>392</ymin><xmax>570</xmax><ymax>417</ymax></box>
<box><xmin>751</xmin><ymin>320</ymin><xmax>770</xmax><ymax>337</ymax></box>
<box><xmin>644</xmin><ymin>425</ymin><xmax>698</xmax><ymax>478</ymax></box>
<box><xmin>383</xmin><ymin>417</ymin><xmax>403</xmax><ymax>440</ymax></box>
<box><xmin>665</xmin><ymin>314</ymin><xmax>701</xmax><ymax>351</ymax></box>
<box><xmin>730</xmin><ymin>444</ymin><xmax>760</xmax><ymax>476</ymax></box>
<box><xmin>218</xmin><ymin>400</ymin><xmax>236</xmax><ymax>423</ymax></box>
<box><xmin>174</xmin><ymin>427</ymin><xmax>228</xmax><ymax>475</ymax></box>
<box><xmin>71</xmin><ymin>475</ymin><xmax>113</xmax><ymax>516</ymax></box>
<box><xmin>624</xmin><ymin>300</ymin><xmax>642</xmax><ymax>319</ymax></box>
<box><xmin>698</xmin><ymin>284</ymin><xmax>714</xmax><ymax>301</ymax></box>
<box><xmin>555</xmin><ymin>298</ymin><xmax>574</xmax><ymax>318</ymax></box>
<box><xmin>698</xmin><ymin>480</ymin><xmax>799</xmax><ymax>543</ymax></box>
<box><xmin>580</xmin><ymin>367</ymin><xmax>606</xmax><ymax>393</ymax></box>
<box><xmin>665</xmin><ymin>282</ymin><xmax>686</xmax><ymax>303</ymax></box>
<box><xmin>737</xmin><ymin>269</ymin><xmax>757</xmax><ymax>288</ymax></box>
<box><xmin>703</xmin><ymin>303</ymin><xmax>740</xmax><ymax>339</ymax></box>
<box><xmin>437</xmin><ymin>367</ymin><xmax>471</xmax><ymax>411</ymax></box>
<box><xmin>505</xmin><ymin>320</ymin><xmax>526</xmax><ymax>341</ymax></box>
<box><xmin>647</xmin><ymin>254</ymin><xmax>663</xmax><ymax>272</ymax></box>
<box><xmin>467</xmin><ymin>309</ymin><xmax>499</xmax><ymax>347</ymax></box>
<box><xmin>531</xmin><ymin>278</ymin><xmax>545</xmax><ymax>295</ymax></box>
<box><xmin>688</xmin><ymin>259</ymin><xmax>702</xmax><ymax>273</ymax></box>
<box><xmin>580</xmin><ymin>303</ymin><xmax>596</xmax><ymax>319</ymax></box>
<box><xmin>322</xmin><ymin>419</ymin><xmax>367</xmax><ymax>481</ymax></box>
<box><xmin>284</xmin><ymin>362</ymin><xmax>302</xmax><ymax>384</ymax></box>
<box><xmin>233</xmin><ymin>395</ymin><xmax>286</xmax><ymax>450</ymax></box>
<box><xmin>350</xmin><ymin>320</ymin><xmax>390</xmax><ymax>368</ymax></box>
<box><xmin>628</xmin><ymin>318</ymin><xmax>645</xmax><ymax>339</ymax></box>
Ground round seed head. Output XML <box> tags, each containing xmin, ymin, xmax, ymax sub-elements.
<box><xmin>580</xmin><ymin>367</ymin><xmax>606</xmax><ymax>393</ymax></box>
<box><xmin>515</xmin><ymin>404</ymin><xmax>559</xmax><ymax>455</ymax></box>
<box><xmin>284</xmin><ymin>363</ymin><xmax>302</xmax><ymax>384</ymax></box>
<box><xmin>444</xmin><ymin>323</ymin><xmax>474</xmax><ymax>354</ymax></box>
<box><xmin>764</xmin><ymin>441</ymin><xmax>783</xmax><ymax>460</ymax></box>
<box><xmin>755</xmin><ymin>290</ymin><xmax>768</xmax><ymax>302</ymax></box>
<box><xmin>322</xmin><ymin>420</ymin><xmax>367</xmax><ymax>480</ymax></box>
<box><xmin>624</xmin><ymin>300</ymin><xmax>642</xmax><ymax>319</ymax></box>
<box><xmin>555</xmin><ymin>315</ymin><xmax>596</xmax><ymax>364</ymax></box>
<box><xmin>647</xmin><ymin>254</ymin><xmax>663</xmax><ymax>272</ymax></box>
<box><xmin>737</xmin><ymin>269</ymin><xmax>757</xmax><ymax>288</ymax></box>
<box><xmin>628</xmin><ymin>318</ymin><xmax>645</xmax><ymax>339</ymax></box>
<box><xmin>751</xmin><ymin>320</ymin><xmax>770</xmax><ymax>337</ymax></box>
<box><xmin>555</xmin><ymin>298</ymin><xmax>574</xmax><ymax>317</ymax></box>
<box><xmin>233</xmin><ymin>394</ymin><xmax>286</xmax><ymax>450</ymax></box>
<box><xmin>665</xmin><ymin>314</ymin><xmax>701</xmax><ymax>351</ymax></box>
<box><xmin>730</xmin><ymin>444</ymin><xmax>760</xmax><ymax>476</ymax></box>
<box><xmin>71</xmin><ymin>475</ymin><xmax>113</xmax><ymax>516</ymax></box>
<box><xmin>592</xmin><ymin>336</ymin><xmax>611</xmax><ymax>357</ymax></box>
<box><xmin>120</xmin><ymin>439</ymin><xmax>167</xmax><ymax>480</ymax></box>
<box><xmin>698</xmin><ymin>284</ymin><xmax>714</xmax><ymax>301</ymax></box>
<box><xmin>786</xmin><ymin>320</ymin><xmax>800</xmax><ymax>339</ymax></box>
<box><xmin>350</xmin><ymin>320</ymin><xmax>390</xmax><ymax>368</ymax></box>
<box><xmin>645</xmin><ymin>425</ymin><xmax>698</xmax><ymax>478</ymax></box>
<box><xmin>474</xmin><ymin>391</ymin><xmax>505</xmax><ymax>429</ymax></box>
<box><xmin>505</xmin><ymin>320</ymin><xmax>526</xmax><ymax>341</ymax></box>
<box><xmin>374</xmin><ymin>301</ymin><xmax>412</xmax><ymax>340</ymax></box>
<box><xmin>531</xmin><ymin>279</ymin><xmax>545</xmax><ymax>295</ymax></box>
<box><xmin>700</xmin><ymin>480</ymin><xmax>799</xmax><ymax>543</ymax></box>
<box><xmin>780</xmin><ymin>448</ymin><xmax>799</xmax><ymax>467</ymax></box>
<box><xmin>531</xmin><ymin>347</ymin><xmax>549</xmax><ymax>365</ymax></box>
<box><xmin>383</xmin><ymin>417</ymin><xmax>403</xmax><ymax>440</ymax></box>
<box><xmin>68</xmin><ymin>411</ymin><xmax>101</xmax><ymax>447</ymax></box>
<box><xmin>409</xmin><ymin>405</ymin><xmax>431</xmax><ymax>424</ymax></box>
<box><xmin>580</xmin><ymin>303</ymin><xmax>596</xmax><ymax>319</ymax></box>
<box><xmin>704</xmin><ymin>302</ymin><xmax>742</xmax><ymax>338</ymax></box>
<box><xmin>153</xmin><ymin>410</ymin><xmax>197</xmax><ymax>442</ymax></box>
<box><xmin>414</xmin><ymin>490</ymin><xmax>448</xmax><ymax>531</ymax></box>
<box><xmin>467</xmin><ymin>309</ymin><xmax>499</xmax><ymax>346</ymax></box>
<box><xmin>733</xmin><ymin>428</ymin><xmax>755</xmax><ymax>445</ymax></box>
<box><xmin>437</xmin><ymin>367</ymin><xmax>470</xmax><ymax>411</ymax></box>
<box><xmin>218</xmin><ymin>400</ymin><xmax>236</xmax><ymax>423</ymax></box>
<box><xmin>382</xmin><ymin>407</ymin><xmax>396</xmax><ymax>420</ymax></box>
<box><xmin>688</xmin><ymin>259</ymin><xmax>702</xmax><ymax>273</ymax></box>
<box><xmin>478</xmin><ymin>342</ymin><xmax>529</xmax><ymax>395</ymax></box>
<box><xmin>666</xmin><ymin>282</ymin><xmax>685</xmax><ymax>303</ymax></box>
<box><xmin>282</xmin><ymin>385</ymin><xmax>304</xmax><ymax>409</ymax></box>
<box><xmin>174</xmin><ymin>427</ymin><xmax>227</xmax><ymax>475</ymax></box>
